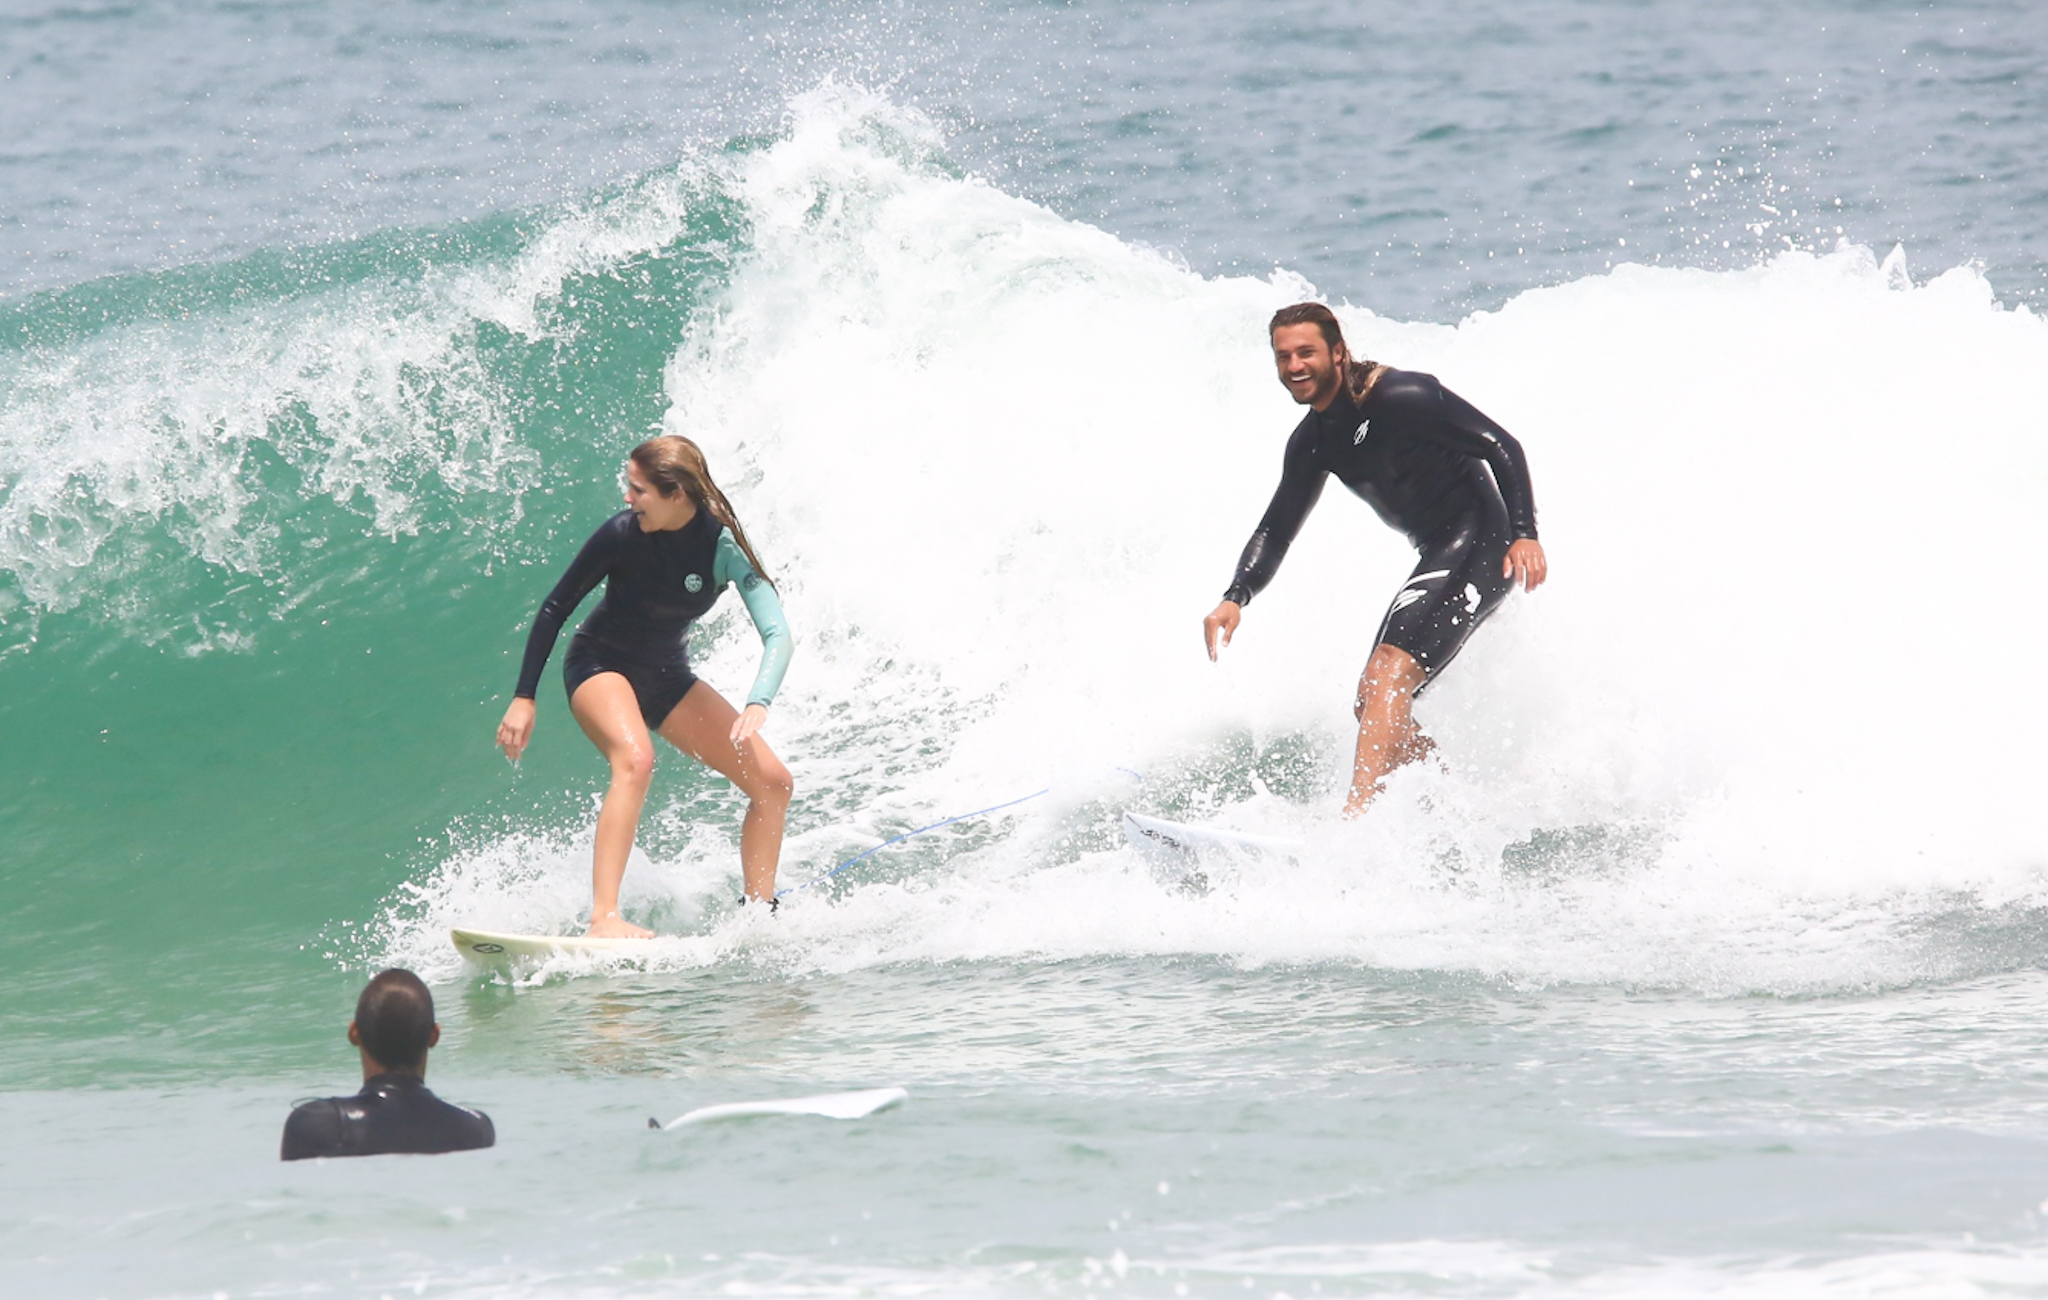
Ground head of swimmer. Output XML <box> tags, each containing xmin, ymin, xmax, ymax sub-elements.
<box><xmin>622</xmin><ymin>435</ymin><xmax>712</xmax><ymax>532</ymax></box>
<box><xmin>347</xmin><ymin>968</ymin><xmax>440</xmax><ymax>1081</ymax></box>
<box><xmin>1270</xmin><ymin>302</ymin><xmax>1352</xmax><ymax>411</ymax></box>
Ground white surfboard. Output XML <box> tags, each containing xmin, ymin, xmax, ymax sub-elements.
<box><xmin>649</xmin><ymin>1087</ymin><xmax>909</xmax><ymax>1132</ymax></box>
<box><xmin>1120</xmin><ymin>810</ymin><xmax>1302</xmax><ymax>891</ymax></box>
<box><xmin>450</xmin><ymin>927</ymin><xmax>667</xmax><ymax>965</ymax></box>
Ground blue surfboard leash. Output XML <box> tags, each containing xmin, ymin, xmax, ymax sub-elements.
<box><xmin>775</xmin><ymin>787</ymin><xmax>1052</xmax><ymax>899</ymax></box>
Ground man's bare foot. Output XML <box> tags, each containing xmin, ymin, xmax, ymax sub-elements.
<box><xmin>1343</xmin><ymin>730</ymin><xmax>1446</xmax><ymax>816</ymax></box>
<box><xmin>586</xmin><ymin>911</ymin><xmax>654</xmax><ymax>939</ymax></box>
<box><xmin>1395</xmin><ymin>729</ymin><xmax>1438</xmax><ymax>766</ymax></box>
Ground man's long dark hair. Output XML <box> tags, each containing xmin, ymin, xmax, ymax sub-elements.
<box><xmin>1268</xmin><ymin>302</ymin><xmax>1389</xmax><ymax>403</ymax></box>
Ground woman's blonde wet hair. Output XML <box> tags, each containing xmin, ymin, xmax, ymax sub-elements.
<box><xmin>629</xmin><ymin>435</ymin><xmax>774</xmax><ymax>587</ymax></box>
<box><xmin>1268</xmin><ymin>301</ymin><xmax>1389</xmax><ymax>402</ymax></box>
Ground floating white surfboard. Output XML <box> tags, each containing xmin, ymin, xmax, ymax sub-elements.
<box><xmin>649</xmin><ymin>1087</ymin><xmax>909</xmax><ymax>1131</ymax></box>
<box><xmin>1120</xmin><ymin>810</ymin><xmax>1302</xmax><ymax>891</ymax></box>
<box><xmin>450</xmin><ymin>927</ymin><xmax>666</xmax><ymax>965</ymax></box>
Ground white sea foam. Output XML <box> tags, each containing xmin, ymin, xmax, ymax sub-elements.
<box><xmin>1165</xmin><ymin>1240</ymin><xmax>2048</xmax><ymax>1298</ymax></box>
<box><xmin>189</xmin><ymin>1234</ymin><xmax>2048</xmax><ymax>1299</ymax></box>
<box><xmin>82</xmin><ymin>85</ymin><xmax>2006</xmax><ymax>992</ymax></box>
<box><xmin>590</xmin><ymin>86</ymin><xmax>2048</xmax><ymax>994</ymax></box>
<box><xmin>0</xmin><ymin>166</ymin><xmax>721</xmax><ymax>646</ymax></box>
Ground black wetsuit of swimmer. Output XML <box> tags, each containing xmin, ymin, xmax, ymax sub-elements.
<box><xmin>1224</xmin><ymin>367</ymin><xmax>1538</xmax><ymax>689</ymax></box>
<box><xmin>280</xmin><ymin>1074</ymin><xmax>495</xmax><ymax>1161</ymax></box>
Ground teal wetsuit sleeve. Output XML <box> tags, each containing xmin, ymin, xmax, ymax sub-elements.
<box><xmin>712</xmin><ymin>528</ymin><xmax>793</xmax><ymax>707</ymax></box>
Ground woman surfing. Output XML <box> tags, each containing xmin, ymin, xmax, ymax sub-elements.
<box><xmin>496</xmin><ymin>436</ymin><xmax>794</xmax><ymax>936</ymax></box>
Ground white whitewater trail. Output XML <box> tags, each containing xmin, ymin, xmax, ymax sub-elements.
<box><xmin>386</xmin><ymin>87</ymin><xmax>2048</xmax><ymax>995</ymax></box>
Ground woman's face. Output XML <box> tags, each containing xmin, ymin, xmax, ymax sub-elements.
<box><xmin>624</xmin><ymin>462</ymin><xmax>695</xmax><ymax>531</ymax></box>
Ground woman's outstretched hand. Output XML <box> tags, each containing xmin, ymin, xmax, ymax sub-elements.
<box><xmin>1502</xmin><ymin>538</ymin><xmax>1548</xmax><ymax>592</ymax></box>
<box><xmin>731</xmin><ymin>702</ymin><xmax>769</xmax><ymax>747</ymax></box>
<box><xmin>497</xmin><ymin>697</ymin><xmax>537</xmax><ymax>762</ymax></box>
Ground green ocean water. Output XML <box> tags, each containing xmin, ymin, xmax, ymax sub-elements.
<box><xmin>1</xmin><ymin>170</ymin><xmax>753</xmax><ymax>1086</ymax></box>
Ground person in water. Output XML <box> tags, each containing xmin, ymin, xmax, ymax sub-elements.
<box><xmin>1203</xmin><ymin>303</ymin><xmax>1547</xmax><ymax>815</ymax></box>
<box><xmin>280</xmin><ymin>969</ymin><xmax>494</xmax><ymax>1161</ymax></box>
<box><xmin>496</xmin><ymin>435</ymin><xmax>794</xmax><ymax>934</ymax></box>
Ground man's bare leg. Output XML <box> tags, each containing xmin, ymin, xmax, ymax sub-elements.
<box><xmin>1344</xmin><ymin>643</ymin><xmax>1432</xmax><ymax>817</ymax></box>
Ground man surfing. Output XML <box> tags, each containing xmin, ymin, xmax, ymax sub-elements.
<box><xmin>1204</xmin><ymin>303</ymin><xmax>1547</xmax><ymax>815</ymax></box>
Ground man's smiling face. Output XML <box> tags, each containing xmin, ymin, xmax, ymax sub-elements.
<box><xmin>1271</xmin><ymin>322</ymin><xmax>1346</xmax><ymax>410</ymax></box>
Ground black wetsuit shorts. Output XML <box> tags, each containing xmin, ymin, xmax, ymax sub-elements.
<box><xmin>1373</xmin><ymin>503</ymin><xmax>1515</xmax><ymax>693</ymax></box>
<box><xmin>563</xmin><ymin>633</ymin><xmax>700</xmax><ymax>730</ymax></box>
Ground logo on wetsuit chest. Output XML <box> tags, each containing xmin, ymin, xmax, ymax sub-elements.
<box><xmin>1353</xmin><ymin>419</ymin><xmax>1371</xmax><ymax>445</ymax></box>
<box><xmin>684</xmin><ymin>573</ymin><xmax>704</xmax><ymax>593</ymax></box>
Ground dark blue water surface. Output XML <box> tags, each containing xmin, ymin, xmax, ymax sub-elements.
<box><xmin>4</xmin><ymin>0</ymin><xmax>2043</xmax><ymax>317</ymax></box>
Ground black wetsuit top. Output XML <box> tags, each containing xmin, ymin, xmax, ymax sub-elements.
<box><xmin>280</xmin><ymin>1074</ymin><xmax>495</xmax><ymax>1161</ymax></box>
<box><xmin>514</xmin><ymin>508</ymin><xmax>793</xmax><ymax>728</ymax></box>
<box><xmin>516</xmin><ymin>509</ymin><xmax>725</xmax><ymax>699</ymax></box>
<box><xmin>1223</xmin><ymin>368</ymin><xmax>1538</xmax><ymax>607</ymax></box>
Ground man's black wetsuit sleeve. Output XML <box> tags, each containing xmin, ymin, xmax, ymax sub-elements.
<box><xmin>280</xmin><ymin>1100</ymin><xmax>346</xmax><ymax>1161</ymax></box>
<box><xmin>1422</xmin><ymin>383</ymin><xmax>1539</xmax><ymax>540</ymax></box>
<box><xmin>514</xmin><ymin>520</ymin><xmax>620</xmax><ymax>699</ymax></box>
<box><xmin>1223</xmin><ymin>424</ymin><xmax>1326</xmax><ymax>607</ymax></box>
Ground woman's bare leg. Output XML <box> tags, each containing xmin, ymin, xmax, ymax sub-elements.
<box><xmin>657</xmin><ymin>683</ymin><xmax>794</xmax><ymax>903</ymax></box>
<box><xmin>1344</xmin><ymin>643</ymin><xmax>1433</xmax><ymax>817</ymax></box>
<box><xmin>568</xmin><ymin>673</ymin><xmax>658</xmax><ymax>938</ymax></box>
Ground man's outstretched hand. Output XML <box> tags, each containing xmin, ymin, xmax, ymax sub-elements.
<box><xmin>1204</xmin><ymin>600</ymin><xmax>1243</xmax><ymax>661</ymax></box>
<box><xmin>1503</xmin><ymin>539</ymin><xmax>1548</xmax><ymax>592</ymax></box>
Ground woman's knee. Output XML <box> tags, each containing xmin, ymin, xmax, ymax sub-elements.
<box><xmin>610</xmin><ymin>742</ymin><xmax>656</xmax><ymax>788</ymax></box>
<box><xmin>746</xmin><ymin>755</ymin><xmax>794</xmax><ymax>808</ymax></box>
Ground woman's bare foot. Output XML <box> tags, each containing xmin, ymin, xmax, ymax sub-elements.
<box><xmin>586</xmin><ymin>911</ymin><xmax>654</xmax><ymax>939</ymax></box>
